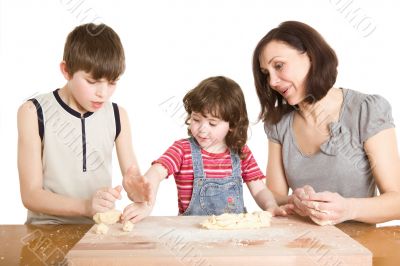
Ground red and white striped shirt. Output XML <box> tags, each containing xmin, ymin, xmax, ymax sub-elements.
<box><xmin>153</xmin><ymin>138</ymin><xmax>265</xmax><ymax>214</ymax></box>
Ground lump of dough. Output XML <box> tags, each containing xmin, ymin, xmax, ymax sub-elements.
<box><xmin>122</xmin><ymin>221</ymin><xmax>134</xmax><ymax>232</ymax></box>
<box><xmin>201</xmin><ymin>211</ymin><xmax>272</xmax><ymax>230</ymax></box>
<box><xmin>93</xmin><ymin>209</ymin><xmax>121</xmax><ymax>224</ymax></box>
<box><xmin>95</xmin><ymin>223</ymin><xmax>109</xmax><ymax>234</ymax></box>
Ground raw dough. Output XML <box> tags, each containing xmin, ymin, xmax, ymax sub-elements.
<box><xmin>95</xmin><ymin>223</ymin><xmax>109</xmax><ymax>234</ymax></box>
<box><xmin>122</xmin><ymin>221</ymin><xmax>134</xmax><ymax>232</ymax></box>
<box><xmin>93</xmin><ymin>209</ymin><xmax>121</xmax><ymax>224</ymax></box>
<box><xmin>201</xmin><ymin>211</ymin><xmax>272</xmax><ymax>230</ymax></box>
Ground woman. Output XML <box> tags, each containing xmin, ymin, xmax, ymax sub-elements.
<box><xmin>252</xmin><ymin>21</ymin><xmax>400</xmax><ymax>225</ymax></box>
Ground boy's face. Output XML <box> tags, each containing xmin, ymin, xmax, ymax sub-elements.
<box><xmin>67</xmin><ymin>70</ymin><xmax>117</xmax><ymax>113</ymax></box>
<box><xmin>189</xmin><ymin>111</ymin><xmax>230</xmax><ymax>153</ymax></box>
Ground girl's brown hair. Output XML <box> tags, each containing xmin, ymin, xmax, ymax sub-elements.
<box><xmin>183</xmin><ymin>76</ymin><xmax>249</xmax><ymax>158</ymax></box>
<box><xmin>252</xmin><ymin>21</ymin><xmax>338</xmax><ymax>124</ymax></box>
<box><xmin>63</xmin><ymin>23</ymin><xmax>125</xmax><ymax>81</ymax></box>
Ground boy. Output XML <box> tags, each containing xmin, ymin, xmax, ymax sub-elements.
<box><xmin>17</xmin><ymin>23</ymin><xmax>142</xmax><ymax>224</ymax></box>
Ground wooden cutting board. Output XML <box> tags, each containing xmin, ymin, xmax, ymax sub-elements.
<box><xmin>66</xmin><ymin>215</ymin><xmax>372</xmax><ymax>265</ymax></box>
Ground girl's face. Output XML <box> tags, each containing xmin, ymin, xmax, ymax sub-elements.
<box><xmin>259</xmin><ymin>40</ymin><xmax>311</xmax><ymax>106</ymax></box>
<box><xmin>189</xmin><ymin>111</ymin><xmax>230</xmax><ymax>153</ymax></box>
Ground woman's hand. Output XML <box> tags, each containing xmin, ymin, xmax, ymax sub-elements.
<box><xmin>89</xmin><ymin>185</ymin><xmax>122</xmax><ymax>216</ymax></box>
<box><xmin>302</xmin><ymin>191</ymin><xmax>355</xmax><ymax>225</ymax></box>
<box><xmin>289</xmin><ymin>185</ymin><xmax>316</xmax><ymax>216</ymax></box>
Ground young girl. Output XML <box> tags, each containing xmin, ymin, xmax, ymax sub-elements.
<box><xmin>122</xmin><ymin>76</ymin><xmax>290</xmax><ymax>222</ymax></box>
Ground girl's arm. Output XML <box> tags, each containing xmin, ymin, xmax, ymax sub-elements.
<box><xmin>246</xmin><ymin>179</ymin><xmax>291</xmax><ymax>216</ymax></box>
<box><xmin>246</xmin><ymin>179</ymin><xmax>278</xmax><ymax>210</ymax></box>
<box><xmin>18</xmin><ymin>102</ymin><xmax>119</xmax><ymax>218</ymax></box>
<box><xmin>121</xmin><ymin>163</ymin><xmax>167</xmax><ymax>223</ymax></box>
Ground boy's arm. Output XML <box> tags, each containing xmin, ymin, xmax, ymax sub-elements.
<box><xmin>114</xmin><ymin>106</ymin><xmax>142</xmax><ymax>199</ymax></box>
<box><xmin>18</xmin><ymin>102</ymin><xmax>92</xmax><ymax>217</ymax></box>
<box><xmin>18</xmin><ymin>102</ymin><xmax>121</xmax><ymax>218</ymax></box>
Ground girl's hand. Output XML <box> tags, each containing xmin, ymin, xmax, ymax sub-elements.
<box><xmin>267</xmin><ymin>204</ymin><xmax>294</xmax><ymax>216</ymax></box>
<box><xmin>302</xmin><ymin>191</ymin><xmax>355</xmax><ymax>225</ymax></box>
<box><xmin>89</xmin><ymin>185</ymin><xmax>122</xmax><ymax>216</ymax></box>
<box><xmin>123</xmin><ymin>165</ymin><xmax>153</xmax><ymax>204</ymax></box>
<box><xmin>267</xmin><ymin>203</ymin><xmax>293</xmax><ymax>216</ymax></box>
<box><xmin>121</xmin><ymin>202</ymin><xmax>153</xmax><ymax>223</ymax></box>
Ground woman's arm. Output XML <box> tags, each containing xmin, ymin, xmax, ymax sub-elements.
<box><xmin>266</xmin><ymin>141</ymin><xmax>291</xmax><ymax>205</ymax></box>
<box><xmin>307</xmin><ymin>128</ymin><xmax>400</xmax><ymax>224</ymax></box>
<box><xmin>352</xmin><ymin>128</ymin><xmax>400</xmax><ymax>223</ymax></box>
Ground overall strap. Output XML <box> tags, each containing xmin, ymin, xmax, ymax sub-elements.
<box><xmin>188</xmin><ymin>137</ymin><xmax>206</xmax><ymax>179</ymax></box>
<box><xmin>230</xmin><ymin>151</ymin><xmax>242</xmax><ymax>177</ymax></box>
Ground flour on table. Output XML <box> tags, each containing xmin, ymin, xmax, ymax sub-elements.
<box><xmin>201</xmin><ymin>211</ymin><xmax>272</xmax><ymax>230</ymax></box>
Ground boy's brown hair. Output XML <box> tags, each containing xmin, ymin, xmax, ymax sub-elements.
<box><xmin>63</xmin><ymin>23</ymin><xmax>125</xmax><ymax>81</ymax></box>
<box><xmin>183</xmin><ymin>76</ymin><xmax>249</xmax><ymax>158</ymax></box>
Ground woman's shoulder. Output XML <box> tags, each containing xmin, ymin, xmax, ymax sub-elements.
<box><xmin>342</xmin><ymin>88</ymin><xmax>394</xmax><ymax>142</ymax></box>
<box><xmin>263</xmin><ymin>111</ymin><xmax>293</xmax><ymax>143</ymax></box>
<box><xmin>344</xmin><ymin>88</ymin><xmax>391</xmax><ymax>109</ymax></box>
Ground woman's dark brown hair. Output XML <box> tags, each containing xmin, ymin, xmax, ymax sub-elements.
<box><xmin>63</xmin><ymin>23</ymin><xmax>125</xmax><ymax>81</ymax></box>
<box><xmin>252</xmin><ymin>21</ymin><xmax>338</xmax><ymax>124</ymax></box>
<box><xmin>183</xmin><ymin>76</ymin><xmax>249</xmax><ymax>158</ymax></box>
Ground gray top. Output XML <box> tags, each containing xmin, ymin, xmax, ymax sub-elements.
<box><xmin>265</xmin><ymin>88</ymin><xmax>395</xmax><ymax>198</ymax></box>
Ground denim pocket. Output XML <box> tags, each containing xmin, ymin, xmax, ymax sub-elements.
<box><xmin>199</xmin><ymin>181</ymin><xmax>241</xmax><ymax>215</ymax></box>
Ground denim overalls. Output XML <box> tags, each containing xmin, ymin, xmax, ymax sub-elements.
<box><xmin>182</xmin><ymin>137</ymin><xmax>246</xmax><ymax>216</ymax></box>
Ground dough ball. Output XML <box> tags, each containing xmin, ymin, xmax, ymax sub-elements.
<box><xmin>95</xmin><ymin>223</ymin><xmax>109</xmax><ymax>234</ymax></box>
<box><xmin>122</xmin><ymin>221</ymin><xmax>134</xmax><ymax>232</ymax></box>
<box><xmin>93</xmin><ymin>209</ymin><xmax>121</xmax><ymax>224</ymax></box>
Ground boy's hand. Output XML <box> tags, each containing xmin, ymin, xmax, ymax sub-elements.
<box><xmin>89</xmin><ymin>185</ymin><xmax>122</xmax><ymax>216</ymax></box>
<box><xmin>123</xmin><ymin>165</ymin><xmax>153</xmax><ymax>204</ymax></box>
<box><xmin>121</xmin><ymin>202</ymin><xmax>152</xmax><ymax>224</ymax></box>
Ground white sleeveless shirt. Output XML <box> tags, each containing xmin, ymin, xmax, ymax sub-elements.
<box><xmin>27</xmin><ymin>89</ymin><xmax>120</xmax><ymax>224</ymax></box>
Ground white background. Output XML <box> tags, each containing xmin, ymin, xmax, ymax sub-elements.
<box><xmin>1</xmin><ymin>0</ymin><xmax>399</xmax><ymax>224</ymax></box>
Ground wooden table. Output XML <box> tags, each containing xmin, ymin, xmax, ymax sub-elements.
<box><xmin>1</xmin><ymin>218</ymin><xmax>399</xmax><ymax>266</ymax></box>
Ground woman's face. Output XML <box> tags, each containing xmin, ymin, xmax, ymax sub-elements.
<box><xmin>259</xmin><ymin>40</ymin><xmax>311</xmax><ymax>105</ymax></box>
